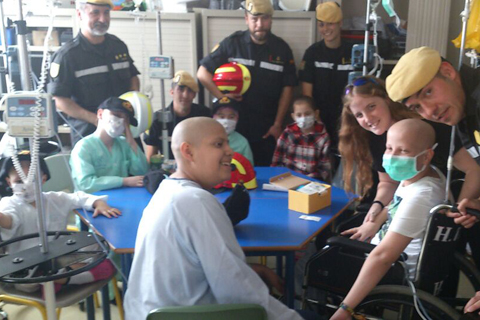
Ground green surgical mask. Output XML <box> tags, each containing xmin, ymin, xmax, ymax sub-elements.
<box><xmin>382</xmin><ymin>144</ymin><xmax>437</xmax><ymax>181</ymax></box>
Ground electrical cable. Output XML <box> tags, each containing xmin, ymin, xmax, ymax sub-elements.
<box><xmin>9</xmin><ymin>1</ymin><xmax>57</xmax><ymax>185</ymax></box>
<box><xmin>131</xmin><ymin>8</ymin><xmax>153</xmax><ymax>99</ymax></box>
<box><xmin>52</xmin><ymin>131</ymin><xmax>129</xmax><ymax>284</ymax></box>
<box><xmin>51</xmin><ymin>135</ymin><xmax>129</xmax><ymax>285</ymax></box>
<box><xmin>56</xmin><ymin>110</ymin><xmax>85</xmax><ymax>140</ymax></box>
<box><xmin>78</xmin><ymin>208</ymin><xmax>129</xmax><ymax>284</ymax></box>
<box><xmin>403</xmin><ymin>264</ymin><xmax>433</xmax><ymax>320</ymax></box>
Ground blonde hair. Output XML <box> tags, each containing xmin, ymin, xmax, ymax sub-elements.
<box><xmin>338</xmin><ymin>76</ymin><xmax>418</xmax><ymax>196</ymax></box>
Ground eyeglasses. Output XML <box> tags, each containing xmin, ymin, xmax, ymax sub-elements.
<box><xmin>344</xmin><ymin>77</ymin><xmax>379</xmax><ymax>95</ymax></box>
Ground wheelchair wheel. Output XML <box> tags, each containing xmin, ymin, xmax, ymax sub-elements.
<box><xmin>455</xmin><ymin>252</ymin><xmax>480</xmax><ymax>291</ymax></box>
<box><xmin>357</xmin><ymin>285</ymin><xmax>460</xmax><ymax>320</ymax></box>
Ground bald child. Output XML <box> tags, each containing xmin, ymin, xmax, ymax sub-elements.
<box><xmin>332</xmin><ymin>119</ymin><xmax>445</xmax><ymax>320</ymax></box>
<box><xmin>124</xmin><ymin>117</ymin><xmax>304</xmax><ymax>320</ymax></box>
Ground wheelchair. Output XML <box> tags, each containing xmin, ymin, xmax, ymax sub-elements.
<box><xmin>301</xmin><ymin>203</ymin><xmax>480</xmax><ymax>320</ymax></box>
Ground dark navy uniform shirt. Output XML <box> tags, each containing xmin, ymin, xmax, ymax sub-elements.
<box><xmin>47</xmin><ymin>32</ymin><xmax>140</xmax><ymax>143</ymax></box>
<box><xmin>200</xmin><ymin>30</ymin><xmax>297</xmax><ymax>142</ymax></box>
<box><xmin>143</xmin><ymin>102</ymin><xmax>211</xmax><ymax>158</ymax></box>
<box><xmin>457</xmin><ymin>65</ymin><xmax>480</xmax><ymax>165</ymax></box>
<box><xmin>298</xmin><ymin>40</ymin><xmax>353</xmax><ymax>145</ymax></box>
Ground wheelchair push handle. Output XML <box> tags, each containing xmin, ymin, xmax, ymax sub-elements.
<box><xmin>452</xmin><ymin>205</ymin><xmax>480</xmax><ymax>219</ymax></box>
<box><xmin>430</xmin><ymin>203</ymin><xmax>480</xmax><ymax>219</ymax></box>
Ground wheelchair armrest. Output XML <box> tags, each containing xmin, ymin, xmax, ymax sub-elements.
<box><xmin>326</xmin><ymin>236</ymin><xmax>376</xmax><ymax>253</ymax></box>
<box><xmin>460</xmin><ymin>312</ymin><xmax>480</xmax><ymax>320</ymax></box>
<box><xmin>325</xmin><ymin>236</ymin><xmax>408</xmax><ymax>262</ymax></box>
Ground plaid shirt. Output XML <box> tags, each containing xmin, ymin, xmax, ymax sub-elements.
<box><xmin>271</xmin><ymin>122</ymin><xmax>331</xmax><ymax>181</ymax></box>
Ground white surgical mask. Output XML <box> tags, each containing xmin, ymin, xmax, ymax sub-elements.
<box><xmin>296</xmin><ymin>115</ymin><xmax>315</xmax><ymax>129</ymax></box>
<box><xmin>104</xmin><ymin>114</ymin><xmax>125</xmax><ymax>138</ymax></box>
<box><xmin>216</xmin><ymin>118</ymin><xmax>237</xmax><ymax>135</ymax></box>
<box><xmin>12</xmin><ymin>182</ymin><xmax>36</xmax><ymax>203</ymax></box>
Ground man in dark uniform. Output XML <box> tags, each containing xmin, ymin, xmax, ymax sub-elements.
<box><xmin>47</xmin><ymin>0</ymin><xmax>140</xmax><ymax>146</ymax></box>
<box><xmin>197</xmin><ymin>0</ymin><xmax>297</xmax><ymax>166</ymax></box>
<box><xmin>299</xmin><ymin>2</ymin><xmax>353</xmax><ymax>150</ymax></box>
<box><xmin>386</xmin><ymin>46</ymin><xmax>480</xmax><ymax>288</ymax></box>
<box><xmin>143</xmin><ymin>70</ymin><xmax>211</xmax><ymax>162</ymax></box>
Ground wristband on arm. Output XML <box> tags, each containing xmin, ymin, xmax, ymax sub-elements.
<box><xmin>339</xmin><ymin>302</ymin><xmax>367</xmax><ymax>320</ymax></box>
<box><xmin>372</xmin><ymin>200</ymin><xmax>385</xmax><ymax>211</ymax></box>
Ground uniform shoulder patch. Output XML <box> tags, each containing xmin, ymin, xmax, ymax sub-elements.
<box><xmin>50</xmin><ymin>62</ymin><xmax>60</xmax><ymax>78</ymax></box>
<box><xmin>211</xmin><ymin>44</ymin><xmax>220</xmax><ymax>53</ymax></box>
<box><xmin>474</xmin><ymin>130</ymin><xmax>480</xmax><ymax>146</ymax></box>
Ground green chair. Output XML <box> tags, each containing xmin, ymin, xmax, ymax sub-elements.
<box><xmin>147</xmin><ymin>304</ymin><xmax>268</xmax><ymax>320</ymax></box>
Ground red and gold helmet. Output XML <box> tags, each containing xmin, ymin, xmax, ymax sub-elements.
<box><xmin>215</xmin><ymin>152</ymin><xmax>257</xmax><ymax>190</ymax></box>
<box><xmin>213</xmin><ymin>62</ymin><xmax>251</xmax><ymax>95</ymax></box>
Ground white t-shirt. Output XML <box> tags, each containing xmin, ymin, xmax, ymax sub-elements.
<box><xmin>371</xmin><ymin>166</ymin><xmax>445</xmax><ymax>279</ymax></box>
<box><xmin>0</xmin><ymin>191</ymin><xmax>106</xmax><ymax>253</ymax></box>
<box><xmin>124</xmin><ymin>178</ymin><xmax>302</xmax><ymax>320</ymax></box>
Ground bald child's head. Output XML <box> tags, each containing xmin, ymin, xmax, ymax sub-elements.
<box><xmin>384</xmin><ymin>119</ymin><xmax>437</xmax><ymax>183</ymax></box>
<box><xmin>171</xmin><ymin>117</ymin><xmax>233</xmax><ymax>189</ymax></box>
<box><xmin>388</xmin><ymin>119</ymin><xmax>436</xmax><ymax>152</ymax></box>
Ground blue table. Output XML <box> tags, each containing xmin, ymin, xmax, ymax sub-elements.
<box><xmin>77</xmin><ymin>167</ymin><xmax>354</xmax><ymax>307</ymax></box>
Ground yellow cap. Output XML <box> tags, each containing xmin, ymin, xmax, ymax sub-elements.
<box><xmin>173</xmin><ymin>71</ymin><xmax>199</xmax><ymax>93</ymax></box>
<box><xmin>386</xmin><ymin>46</ymin><xmax>442</xmax><ymax>102</ymax></box>
<box><xmin>78</xmin><ymin>0</ymin><xmax>114</xmax><ymax>8</ymax></box>
<box><xmin>316</xmin><ymin>2</ymin><xmax>342</xmax><ymax>23</ymax></box>
<box><xmin>244</xmin><ymin>0</ymin><xmax>274</xmax><ymax>16</ymax></box>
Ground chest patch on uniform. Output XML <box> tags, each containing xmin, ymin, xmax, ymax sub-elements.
<box><xmin>50</xmin><ymin>62</ymin><xmax>60</xmax><ymax>78</ymax></box>
<box><xmin>474</xmin><ymin>130</ymin><xmax>480</xmax><ymax>145</ymax></box>
<box><xmin>115</xmin><ymin>53</ymin><xmax>128</xmax><ymax>61</ymax></box>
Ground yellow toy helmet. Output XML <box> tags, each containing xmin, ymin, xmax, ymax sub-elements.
<box><xmin>119</xmin><ymin>91</ymin><xmax>153</xmax><ymax>138</ymax></box>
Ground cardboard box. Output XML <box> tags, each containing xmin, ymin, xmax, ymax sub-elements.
<box><xmin>32</xmin><ymin>30</ymin><xmax>60</xmax><ymax>47</ymax></box>
<box><xmin>270</xmin><ymin>172</ymin><xmax>331</xmax><ymax>214</ymax></box>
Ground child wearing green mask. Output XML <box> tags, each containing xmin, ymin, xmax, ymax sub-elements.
<box><xmin>332</xmin><ymin>119</ymin><xmax>445</xmax><ymax>320</ymax></box>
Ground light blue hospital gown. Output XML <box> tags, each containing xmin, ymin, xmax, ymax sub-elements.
<box><xmin>70</xmin><ymin>133</ymin><xmax>148</xmax><ymax>193</ymax></box>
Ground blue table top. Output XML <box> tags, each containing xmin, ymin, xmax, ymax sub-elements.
<box><xmin>78</xmin><ymin>167</ymin><xmax>354</xmax><ymax>253</ymax></box>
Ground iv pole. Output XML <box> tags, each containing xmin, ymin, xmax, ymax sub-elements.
<box><xmin>362</xmin><ymin>0</ymin><xmax>371</xmax><ymax>75</ymax></box>
<box><xmin>156</xmin><ymin>10</ymin><xmax>170</xmax><ymax>160</ymax></box>
<box><xmin>445</xmin><ymin>0</ymin><xmax>471</xmax><ymax>203</ymax></box>
<box><xmin>9</xmin><ymin>1</ymin><xmax>57</xmax><ymax>318</ymax></box>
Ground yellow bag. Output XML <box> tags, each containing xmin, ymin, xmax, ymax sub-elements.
<box><xmin>452</xmin><ymin>0</ymin><xmax>480</xmax><ymax>53</ymax></box>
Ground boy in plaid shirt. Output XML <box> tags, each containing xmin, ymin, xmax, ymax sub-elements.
<box><xmin>271</xmin><ymin>96</ymin><xmax>331</xmax><ymax>182</ymax></box>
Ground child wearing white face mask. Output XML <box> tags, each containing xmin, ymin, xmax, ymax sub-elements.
<box><xmin>0</xmin><ymin>152</ymin><xmax>119</xmax><ymax>293</ymax></box>
<box><xmin>212</xmin><ymin>97</ymin><xmax>254</xmax><ymax>165</ymax></box>
<box><xmin>271</xmin><ymin>95</ymin><xmax>332</xmax><ymax>182</ymax></box>
<box><xmin>70</xmin><ymin>97</ymin><xmax>149</xmax><ymax>193</ymax></box>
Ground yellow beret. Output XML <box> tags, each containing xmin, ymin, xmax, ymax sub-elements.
<box><xmin>173</xmin><ymin>71</ymin><xmax>199</xmax><ymax>93</ymax></box>
<box><xmin>386</xmin><ymin>46</ymin><xmax>442</xmax><ymax>102</ymax></box>
<box><xmin>316</xmin><ymin>2</ymin><xmax>342</xmax><ymax>23</ymax></box>
<box><xmin>78</xmin><ymin>0</ymin><xmax>113</xmax><ymax>8</ymax></box>
<box><xmin>244</xmin><ymin>0</ymin><xmax>274</xmax><ymax>16</ymax></box>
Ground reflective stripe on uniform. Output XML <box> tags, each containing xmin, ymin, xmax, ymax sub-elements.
<box><xmin>112</xmin><ymin>61</ymin><xmax>130</xmax><ymax>70</ymax></box>
<box><xmin>315</xmin><ymin>62</ymin><xmax>334</xmax><ymax>69</ymax></box>
<box><xmin>260</xmin><ymin>61</ymin><xmax>284</xmax><ymax>72</ymax></box>
<box><xmin>467</xmin><ymin>146</ymin><xmax>480</xmax><ymax>159</ymax></box>
<box><xmin>337</xmin><ymin>65</ymin><xmax>355</xmax><ymax>71</ymax></box>
<box><xmin>229</xmin><ymin>58</ymin><xmax>255</xmax><ymax>66</ymax></box>
<box><xmin>75</xmin><ymin>65</ymin><xmax>109</xmax><ymax>78</ymax></box>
